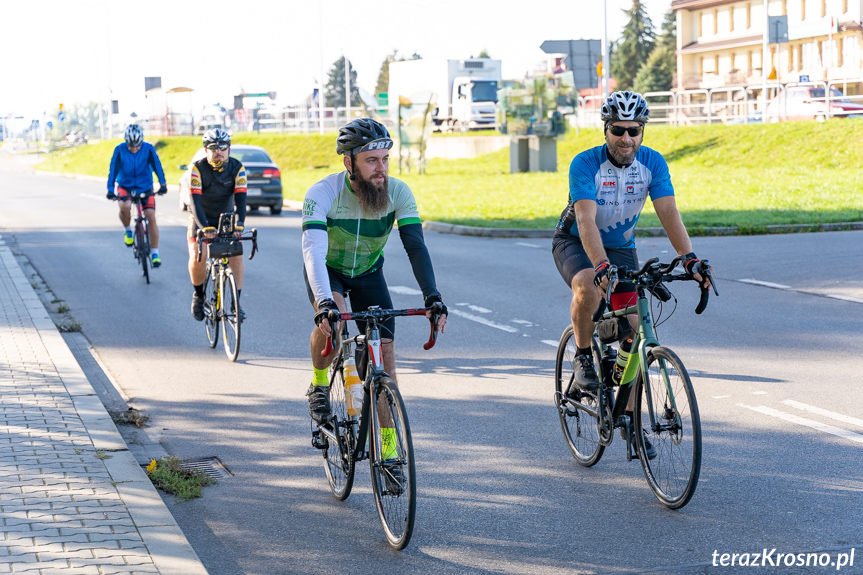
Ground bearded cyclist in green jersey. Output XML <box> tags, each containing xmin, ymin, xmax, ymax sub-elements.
<box><xmin>301</xmin><ymin>118</ymin><xmax>448</xmax><ymax>424</ymax></box>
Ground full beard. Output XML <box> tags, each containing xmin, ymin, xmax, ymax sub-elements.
<box><xmin>607</xmin><ymin>141</ymin><xmax>640</xmax><ymax>166</ymax></box>
<box><xmin>353</xmin><ymin>171</ymin><xmax>389</xmax><ymax>214</ymax></box>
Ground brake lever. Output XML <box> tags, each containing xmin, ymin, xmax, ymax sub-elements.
<box><xmin>320</xmin><ymin>310</ymin><xmax>340</xmax><ymax>357</ymax></box>
<box><xmin>591</xmin><ymin>267</ymin><xmax>617</xmax><ymax>322</ymax></box>
<box><xmin>423</xmin><ymin>302</ymin><xmax>443</xmax><ymax>350</ymax></box>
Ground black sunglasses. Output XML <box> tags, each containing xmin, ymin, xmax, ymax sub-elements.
<box><xmin>206</xmin><ymin>143</ymin><xmax>229</xmax><ymax>151</ymax></box>
<box><xmin>607</xmin><ymin>125</ymin><xmax>643</xmax><ymax>137</ymax></box>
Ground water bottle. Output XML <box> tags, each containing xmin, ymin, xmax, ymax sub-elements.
<box><xmin>612</xmin><ymin>338</ymin><xmax>633</xmax><ymax>385</ymax></box>
<box><xmin>343</xmin><ymin>357</ymin><xmax>363</xmax><ymax>417</ymax></box>
<box><xmin>601</xmin><ymin>347</ymin><xmax>618</xmax><ymax>384</ymax></box>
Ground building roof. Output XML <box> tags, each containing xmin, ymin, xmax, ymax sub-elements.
<box><xmin>672</xmin><ymin>0</ymin><xmax>737</xmax><ymax>10</ymax></box>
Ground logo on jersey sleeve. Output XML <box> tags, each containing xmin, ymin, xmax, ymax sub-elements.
<box><xmin>303</xmin><ymin>198</ymin><xmax>317</xmax><ymax>216</ymax></box>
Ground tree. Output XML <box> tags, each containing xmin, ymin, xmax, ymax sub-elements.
<box><xmin>610</xmin><ymin>0</ymin><xmax>655</xmax><ymax>91</ymax></box>
<box><xmin>470</xmin><ymin>49</ymin><xmax>491</xmax><ymax>58</ymax></box>
<box><xmin>374</xmin><ymin>50</ymin><xmax>421</xmax><ymax>96</ymax></box>
<box><xmin>632</xmin><ymin>10</ymin><xmax>676</xmax><ymax>94</ymax></box>
<box><xmin>325</xmin><ymin>57</ymin><xmax>360</xmax><ymax>107</ymax></box>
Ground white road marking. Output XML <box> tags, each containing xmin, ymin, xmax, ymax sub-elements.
<box><xmin>783</xmin><ymin>400</ymin><xmax>863</xmax><ymax>428</ymax></box>
<box><xmin>448</xmin><ymin>309</ymin><xmax>518</xmax><ymax>333</ymax></box>
<box><xmin>512</xmin><ymin>319</ymin><xmax>533</xmax><ymax>326</ymax></box>
<box><xmin>737</xmin><ymin>404</ymin><xmax>863</xmax><ymax>445</ymax></box>
<box><xmin>465</xmin><ymin>305</ymin><xmax>491</xmax><ymax>313</ymax></box>
<box><xmin>739</xmin><ymin>279</ymin><xmax>791</xmax><ymax>289</ymax></box>
<box><xmin>541</xmin><ymin>340</ymin><xmax>559</xmax><ymax>347</ymax></box>
<box><xmin>825</xmin><ymin>294</ymin><xmax>863</xmax><ymax>304</ymax></box>
<box><xmin>712</xmin><ymin>395</ymin><xmax>731</xmax><ymax>399</ymax></box>
<box><xmin>752</xmin><ymin>391</ymin><xmax>768</xmax><ymax>395</ymax></box>
<box><xmin>515</xmin><ymin>242</ymin><xmax>541</xmax><ymax>249</ymax></box>
<box><xmin>81</xmin><ymin>193</ymin><xmax>106</xmax><ymax>202</ymax></box>
<box><xmin>389</xmin><ymin>286</ymin><xmax>422</xmax><ymax>296</ymax></box>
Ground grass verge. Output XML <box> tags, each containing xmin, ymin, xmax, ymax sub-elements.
<box><xmin>37</xmin><ymin>122</ymin><xmax>863</xmax><ymax>229</ymax></box>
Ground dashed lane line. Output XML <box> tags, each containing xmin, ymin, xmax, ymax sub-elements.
<box><xmin>448</xmin><ymin>308</ymin><xmax>519</xmax><ymax>333</ymax></box>
<box><xmin>737</xmin><ymin>403</ymin><xmax>863</xmax><ymax>445</ymax></box>
<box><xmin>783</xmin><ymin>399</ymin><xmax>863</xmax><ymax>428</ymax></box>
<box><xmin>737</xmin><ymin>278</ymin><xmax>863</xmax><ymax>304</ymax></box>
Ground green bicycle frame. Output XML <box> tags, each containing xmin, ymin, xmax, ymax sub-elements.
<box><xmin>599</xmin><ymin>286</ymin><xmax>681</xmax><ymax>431</ymax></box>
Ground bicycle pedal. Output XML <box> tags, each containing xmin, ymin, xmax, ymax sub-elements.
<box><xmin>311</xmin><ymin>430</ymin><xmax>329</xmax><ymax>450</ymax></box>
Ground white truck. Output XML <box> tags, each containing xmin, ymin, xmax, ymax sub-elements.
<box><xmin>388</xmin><ymin>58</ymin><xmax>502</xmax><ymax>131</ymax></box>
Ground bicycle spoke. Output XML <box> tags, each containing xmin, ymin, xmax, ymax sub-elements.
<box><xmin>635</xmin><ymin>346</ymin><xmax>701</xmax><ymax>509</ymax></box>
<box><xmin>369</xmin><ymin>377</ymin><xmax>415</xmax><ymax>550</ymax></box>
<box><xmin>221</xmin><ymin>270</ymin><xmax>241</xmax><ymax>361</ymax></box>
<box><xmin>204</xmin><ymin>265</ymin><xmax>219</xmax><ymax>349</ymax></box>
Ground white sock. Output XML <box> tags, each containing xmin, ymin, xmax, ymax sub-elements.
<box><xmin>151</xmin><ymin>248</ymin><xmax>159</xmax><ymax>256</ymax></box>
<box><xmin>124</xmin><ymin>226</ymin><xmax>132</xmax><ymax>233</ymax></box>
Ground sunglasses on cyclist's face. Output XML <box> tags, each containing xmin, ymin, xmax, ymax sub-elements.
<box><xmin>206</xmin><ymin>144</ymin><xmax>229</xmax><ymax>151</ymax></box>
<box><xmin>607</xmin><ymin>125</ymin><xmax>643</xmax><ymax>138</ymax></box>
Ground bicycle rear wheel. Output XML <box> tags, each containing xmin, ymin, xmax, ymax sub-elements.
<box><xmin>555</xmin><ymin>326</ymin><xmax>604</xmax><ymax>466</ymax></box>
<box><xmin>634</xmin><ymin>346</ymin><xmax>702</xmax><ymax>509</ymax></box>
<box><xmin>204</xmin><ymin>265</ymin><xmax>219</xmax><ymax>349</ymax></box>
<box><xmin>369</xmin><ymin>376</ymin><xmax>415</xmax><ymax>550</ymax></box>
<box><xmin>136</xmin><ymin>219</ymin><xmax>149</xmax><ymax>284</ymax></box>
<box><xmin>322</xmin><ymin>361</ymin><xmax>355</xmax><ymax>500</ymax></box>
<box><xmin>220</xmin><ymin>269</ymin><xmax>241</xmax><ymax>361</ymax></box>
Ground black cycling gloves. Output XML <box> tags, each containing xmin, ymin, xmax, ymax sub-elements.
<box><xmin>593</xmin><ymin>259</ymin><xmax>615</xmax><ymax>288</ymax></box>
<box><xmin>682</xmin><ymin>252</ymin><xmax>703</xmax><ymax>275</ymax></box>
<box><xmin>314</xmin><ymin>298</ymin><xmax>338</xmax><ymax>326</ymax></box>
<box><xmin>424</xmin><ymin>294</ymin><xmax>448</xmax><ymax>316</ymax></box>
<box><xmin>106</xmin><ymin>191</ymin><xmax>116</xmax><ymax>200</ymax></box>
<box><xmin>157</xmin><ymin>185</ymin><xmax>167</xmax><ymax>195</ymax></box>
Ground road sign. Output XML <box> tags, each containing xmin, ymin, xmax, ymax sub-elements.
<box><xmin>541</xmin><ymin>39</ymin><xmax>602</xmax><ymax>88</ymax></box>
<box><xmin>768</xmin><ymin>16</ymin><xmax>789</xmax><ymax>43</ymax></box>
<box><xmin>46</xmin><ymin>121</ymin><xmax>53</xmax><ymax>129</ymax></box>
<box><xmin>768</xmin><ymin>67</ymin><xmax>777</xmax><ymax>80</ymax></box>
<box><xmin>799</xmin><ymin>74</ymin><xmax>810</xmax><ymax>82</ymax></box>
<box><xmin>58</xmin><ymin>111</ymin><xmax>66</xmax><ymax>122</ymax></box>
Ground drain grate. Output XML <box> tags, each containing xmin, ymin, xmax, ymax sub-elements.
<box><xmin>178</xmin><ymin>457</ymin><xmax>233</xmax><ymax>479</ymax></box>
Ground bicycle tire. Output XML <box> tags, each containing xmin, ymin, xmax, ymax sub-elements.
<box><xmin>322</xmin><ymin>360</ymin><xmax>355</xmax><ymax>501</ymax></box>
<box><xmin>136</xmin><ymin>219</ymin><xmax>149</xmax><ymax>284</ymax></box>
<box><xmin>220</xmin><ymin>269</ymin><xmax>241</xmax><ymax>361</ymax></box>
<box><xmin>634</xmin><ymin>346</ymin><xmax>702</xmax><ymax>509</ymax></box>
<box><xmin>204</xmin><ymin>265</ymin><xmax>219</xmax><ymax>349</ymax></box>
<box><xmin>369</xmin><ymin>376</ymin><xmax>416</xmax><ymax>550</ymax></box>
<box><xmin>554</xmin><ymin>326</ymin><xmax>605</xmax><ymax>466</ymax></box>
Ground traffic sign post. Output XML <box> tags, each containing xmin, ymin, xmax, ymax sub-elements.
<box><xmin>540</xmin><ymin>39</ymin><xmax>602</xmax><ymax>89</ymax></box>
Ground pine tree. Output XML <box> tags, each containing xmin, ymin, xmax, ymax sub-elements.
<box><xmin>325</xmin><ymin>57</ymin><xmax>360</xmax><ymax>108</ymax></box>
<box><xmin>633</xmin><ymin>10</ymin><xmax>676</xmax><ymax>94</ymax></box>
<box><xmin>610</xmin><ymin>0</ymin><xmax>655</xmax><ymax>91</ymax></box>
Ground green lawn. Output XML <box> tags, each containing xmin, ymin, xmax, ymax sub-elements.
<box><xmin>38</xmin><ymin>122</ymin><xmax>863</xmax><ymax>230</ymax></box>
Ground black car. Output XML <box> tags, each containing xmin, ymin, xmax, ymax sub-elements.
<box><xmin>179</xmin><ymin>144</ymin><xmax>283</xmax><ymax>215</ymax></box>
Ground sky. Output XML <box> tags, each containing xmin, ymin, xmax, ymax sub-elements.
<box><xmin>1</xmin><ymin>0</ymin><xmax>672</xmax><ymax>121</ymax></box>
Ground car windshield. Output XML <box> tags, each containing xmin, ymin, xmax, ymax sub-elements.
<box><xmin>809</xmin><ymin>88</ymin><xmax>851</xmax><ymax>102</ymax></box>
<box><xmin>231</xmin><ymin>149</ymin><xmax>272</xmax><ymax>163</ymax></box>
<box><xmin>471</xmin><ymin>81</ymin><xmax>499</xmax><ymax>103</ymax></box>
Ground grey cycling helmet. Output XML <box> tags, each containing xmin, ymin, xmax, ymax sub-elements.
<box><xmin>336</xmin><ymin>118</ymin><xmax>393</xmax><ymax>156</ymax></box>
<box><xmin>124</xmin><ymin>124</ymin><xmax>144</xmax><ymax>147</ymax></box>
<box><xmin>202</xmin><ymin>128</ymin><xmax>231</xmax><ymax>147</ymax></box>
<box><xmin>600</xmin><ymin>91</ymin><xmax>650</xmax><ymax>124</ymax></box>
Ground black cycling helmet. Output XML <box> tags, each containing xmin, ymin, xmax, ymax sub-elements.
<box><xmin>600</xmin><ymin>91</ymin><xmax>650</xmax><ymax>125</ymax></box>
<box><xmin>124</xmin><ymin>124</ymin><xmax>144</xmax><ymax>147</ymax></box>
<box><xmin>202</xmin><ymin>128</ymin><xmax>231</xmax><ymax>147</ymax></box>
<box><xmin>336</xmin><ymin>118</ymin><xmax>393</xmax><ymax>156</ymax></box>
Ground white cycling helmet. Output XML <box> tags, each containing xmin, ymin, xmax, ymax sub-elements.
<box><xmin>124</xmin><ymin>124</ymin><xmax>144</xmax><ymax>147</ymax></box>
<box><xmin>600</xmin><ymin>91</ymin><xmax>650</xmax><ymax>124</ymax></box>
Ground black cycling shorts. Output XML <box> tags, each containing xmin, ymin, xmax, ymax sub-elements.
<box><xmin>552</xmin><ymin>232</ymin><xmax>638</xmax><ymax>309</ymax></box>
<box><xmin>303</xmin><ymin>265</ymin><xmax>396</xmax><ymax>340</ymax></box>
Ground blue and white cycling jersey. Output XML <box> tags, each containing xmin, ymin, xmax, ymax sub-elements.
<box><xmin>556</xmin><ymin>144</ymin><xmax>674</xmax><ymax>249</ymax></box>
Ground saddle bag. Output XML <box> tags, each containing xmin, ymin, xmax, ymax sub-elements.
<box><xmin>596</xmin><ymin>316</ymin><xmax>632</xmax><ymax>344</ymax></box>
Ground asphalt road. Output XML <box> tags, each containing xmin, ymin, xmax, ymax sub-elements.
<box><xmin>1</xmin><ymin>168</ymin><xmax>862</xmax><ymax>575</ymax></box>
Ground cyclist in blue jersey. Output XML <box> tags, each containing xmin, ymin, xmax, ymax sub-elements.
<box><xmin>552</xmin><ymin>91</ymin><xmax>712</xmax><ymax>456</ymax></box>
<box><xmin>106</xmin><ymin>124</ymin><xmax>168</xmax><ymax>267</ymax></box>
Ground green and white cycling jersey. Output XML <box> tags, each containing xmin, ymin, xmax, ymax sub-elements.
<box><xmin>302</xmin><ymin>171</ymin><xmax>422</xmax><ymax>303</ymax></box>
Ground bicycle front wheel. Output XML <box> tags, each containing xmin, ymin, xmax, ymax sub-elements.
<box><xmin>554</xmin><ymin>326</ymin><xmax>604</xmax><ymax>466</ymax></box>
<box><xmin>322</xmin><ymin>361</ymin><xmax>355</xmax><ymax>500</ymax></box>
<box><xmin>136</xmin><ymin>219</ymin><xmax>149</xmax><ymax>284</ymax></box>
<box><xmin>634</xmin><ymin>346</ymin><xmax>702</xmax><ymax>509</ymax></box>
<box><xmin>204</xmin><ymin>266</ymin><xmax>219</xmax><ymax>348</ymax></box>
<box><xmin>369</xmin><ymin>376</ymin><xmax>416</xmax><ymax>550</ymax></box>
<box><xmin>220</xmin><ymin>269</ymin><xmax>241</xmax><ymax>361</ymax></box>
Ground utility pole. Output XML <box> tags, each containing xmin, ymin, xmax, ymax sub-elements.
<box><xmin>603</xmin><ymin>0</ymin><xmax>609</xmax><ymax>97</ymax></box>
<box><xmin>345</xmin><ymin>54</ymin><xmax>350</xmax><ymax>124</ymax></box>
<box><xmin>318</xmin><ymin>0</ymin><xmax>325</xmax><ymax>135</ymax></box>
<box><xmin>762</xmin><ymin>0</ymin><xmax>769</xmax><ymax>118</ymax></box>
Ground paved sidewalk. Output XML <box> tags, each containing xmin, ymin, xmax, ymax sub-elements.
<box><xmin>0</xmin><ymin>239</ymin><xmax>207</xmax><ymax>574</ymax></box>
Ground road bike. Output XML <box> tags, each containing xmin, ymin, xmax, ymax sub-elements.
<box><xmin>554</xmin><ymin>256</ymin><xmax>717</xmax><ymax>509</ymax></box>
<box><xmin>195</xmin><ymin>214</ymin><xmax>258</xmax><ymax>362</ymax></box>
<box><xmin>113</xmin><ymin>190</ymin><xmax>153</xmax><ymax>283</ymax></box>
<box><xmin>312</xmin><ymin>301</ymin><xmax>444</xmax><ymax>550</ymax></box>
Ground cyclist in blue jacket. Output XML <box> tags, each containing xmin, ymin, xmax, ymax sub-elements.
<box><xmin>107</xmin><ymin>125</ymin><xmax>168</xmax><ymax>267</ymax></box>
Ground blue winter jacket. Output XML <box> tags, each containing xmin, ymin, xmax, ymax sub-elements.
<box><xmin>107</xmin><ymin>142</ymin><xmax>166</xmax><ymax>193</ymax></box>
